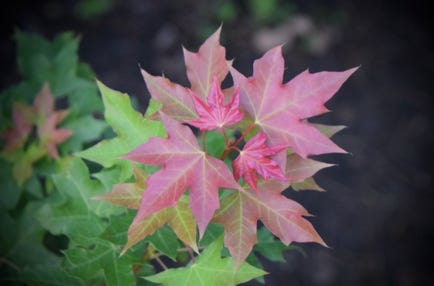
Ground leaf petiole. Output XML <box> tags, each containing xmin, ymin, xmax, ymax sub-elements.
<box><xmin>154</xmin><ymin>254</ymin><xmax>168</xmax><ymax>270</ymax></box>
<box><xmin>201</xmin><ymin>131</ymin><xmax>206</xmax><ymax>152</ymax></box>
<box><xmin>233</xmin><ymin>122</ymin><xmax>256</xmax><ymax>147</ymax></box>
<box><xmin>220</xmin><ymin>122</ymin><xmax>256</xmax><ymax>160</ymax></box>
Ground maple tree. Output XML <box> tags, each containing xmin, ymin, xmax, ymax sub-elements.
<box><xmin>80</xmin><ymin>27</ymin><xmax>357</xmax><ymax>283</ymax></box>
<box><xmin>1</xmin><ymin>28</ymin><xmax>356</xmax><ymax>286</ymax></box>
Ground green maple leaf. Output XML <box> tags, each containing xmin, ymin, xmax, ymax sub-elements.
<box><xmin>94</xmin><ymin>164</ymin><xmax>147</xmax><ymax>210</ymax></box>
<box><xmin>145</xmin><ymin>236</ymin><xmax>266</xmax><ymax>286</ymax></box>
<box><xmin>0</xmin><ymin>203</ymin><xmax>82</xmax><ymax>285</ymax></box>
<box><xmin>63</xmin><ymin>236</ymin><xmax>138</xmax><ymax>286</ymax></box>
<box><xmin>122</xmin><ymin>195</ymin><xmax>198</xmax><ymax>258</ymax></box>
<box><xmin>76</xmin><ymin>81</ymin><xmax>165</xmax><ymax>171</ymax></box>
<box><xmin>0</xmin><ymin>159</ymin><xmax>21</xmax><ymax>210</ymax></box>
<box><xmin>36</xmin><ymin>157</ymin><xmax>122</xmax><ymax>240</ymax></box>
<box><xmin>94</xmin><ymin>165</ymin><xmax>196</xmax><ymax>258</ymax></box>
<box><xmin>16</xmin><ymin>31</ymin><xmax>79</xmax><ymax>97</ymax></box>
<box><xmin>253</xmin><ymin>227</ymin><xmax>287</xmax><ymax>263</ymax></box>
<box><xmin>20</xmin><ymin>265</ymin><xmax>84</xmax><ymax>286</ymax></box>
<box><xmin>62</xmin><ymin>114</ymin><xmax>107</xmax><ymax>153</ymax></box>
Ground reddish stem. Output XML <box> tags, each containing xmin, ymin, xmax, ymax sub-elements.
<box><xmin>201</xmin><ymin>131</ymin><xmax>206</xmax><ymax>152</ymax></box>
<box><xmin>233</xmin><ymin>122</ymin><xmax>256</xmax><ymax>147</ymax></box>
<box><xmin>223</xmin><ymin>130</ymin><xmax>230</xmax><ymax>146</ymax></box>
<box><xmin>220</xmin><ymin>122</ymin><xmax>256</xmax><ymax>160</ymax></box>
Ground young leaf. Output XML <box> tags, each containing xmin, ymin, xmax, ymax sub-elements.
<box><xmin>233</xmin><ymin>132</ymin><xmax>286</xmax><ymax>191</ymax></box>
<box><xmin>231</xmin><ymin>46</ymin><xmax>357</xmax><ymax>159</ymax></box>
<box><xmin>186</xmin><ymin>76</ymin><xmax>243</xmax><ymax>130</ymax></box>
<box><xmin>145</xmin><ymin>236</ymin><xmax>266</xmax><ymax>286</ymax></box>
<box><xmin>38</xmin><ymin>112</ymin><xmax>73</xmax><ymax>159</ymax></box>
<box><xmin>34</xmin><ymin>84</ymin><xmax>73</xmax><ymax>159</ymax></box>
<box><xmin>2</xmin><ymin>83</ymin><xmax>72</xmax><ymax>159</ymax></box>
<box><xmin>213</xmin><ymin>183</ymin><xmax>326</xmax><ymax>268</ymax></box>
<box><xmin>77</xmin><ymin>81</ymin><xmax>165</xmax><ymax>168</ymax></box>
<box><xmin>183</xmin><ymin>27</ymin><xmax>230</xmax><ymax>99</ymax></box>
<box><xmin>124</xmin><ymin>112</ymin><xmax>240</xmax><ymax>237</ymax></box>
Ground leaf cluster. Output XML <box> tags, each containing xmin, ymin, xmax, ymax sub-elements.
<box><xmin>78</xmin><ymin>27</ymin><xmax>356</xmax><ymax>285</ymax></box>
<box><xmin>0</xmin><ymin>27</ymin><xmax>356</xmax><ymax>286</ymax></box>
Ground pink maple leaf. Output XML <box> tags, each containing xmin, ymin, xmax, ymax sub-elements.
<box><xmin>141</xmin><ymin>27</ymin><xmax>231</xmax><ymax>121</ymax></box>
<box><xmin>214</xmin><ymin>183</ymin><xmax>326</xmax><ymax>269</ymax></box>
<box><xmin>2</xmin><ymin>83</ymin><xmax>72</xmax><ymax>157</ymax></box>
<box><xmin>233</xmin><ymin>132</ymin><xmax>286</xmax><ymax>191</ymax></box>
<box><xmin>123</xmin><ymin>112</ymin><xmax>240</xmax><ymax>237</ymax></box>
<box><xmin>186</xmin><ymin>76</ymin><xmax>243</xmax><ymax>130</ymax></box>
<box><xmin>37</xmin><ymin>112</ymin><xmax>72</xmax><ymax>159</ymax></box>
<box><xmin>2</xmin><ymin>105</ymin><xmax>32</xmax><ymax>151</ymax></box>
<box><xmin>183</xmin><ymin>26</ymin><xmax>230</xmax><ymax>99</ymax></box>
<box><xmin>33</xmin><ymin>84</ymin><xmax>72</xmax><ymax>159</ymax></box>
<box><xmin>231</xmin><ymin>46</ymin><xmax>358</xmax><ymax>160</ymax></box>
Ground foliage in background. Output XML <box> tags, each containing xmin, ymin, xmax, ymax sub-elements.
<box><xmin>75</xmin><ymin>0</ymin><xmax>114</xmax><ymax>19</ymax></box>
<box><xmin>0</xmin><ymin>28</ymin><xmax>355</xmax><ymax>286</ymax></box>
<box><xmin>216</xmin><ymin>0</ymin><xmax>296</xmax><ymax>25</ymax></box>
<box><xmin>0</xmin><ymin>31</ymin><xmax>110</xmax><ymax>285</ymax></box>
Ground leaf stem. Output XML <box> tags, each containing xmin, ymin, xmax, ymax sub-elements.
<box><xmin>220</xmin><ymin>122</ymin><xmax>256</xmax><ymax>161</ymax></box>
<box><xmin>233</xmin><ymin>122</ymin><xmax>256</xmax><ymax>147</ymax></box>
<box><xmin>201</xmin><ymin>131</ymin><xmax>206</xmax><ymax>152</ymax></box>
<box><xmin>184</xmin><ymin>244</ymin><xmax>195</xmax><ymax>263</ymax></box>
<box><xmin>223</xmin><ymin>130</ymin><xmax>230</xmax><ymax>146</ymax></box>
<box><xmin>154</xmin><ymin>254</ymin><xmax>168</xmax><ymax>270</ymax></box>
<box><xmin>177</xmin><ymin>246</ymin><xmax>204</xmax><ymax>252</ymax></box>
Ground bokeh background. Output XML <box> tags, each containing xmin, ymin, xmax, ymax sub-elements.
<box><xmin>1</xmin><ymin>0</ymin><xmax>433</xmax><ymax>285</ymax></box>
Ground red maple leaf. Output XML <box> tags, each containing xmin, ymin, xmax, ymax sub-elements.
<box><xmin>231</xmin><ymin>46</ymin><xmax>357</xmax><ymax>159</ymax></box>
<box><xmin>183</xmin><ymin>26</ymin><xmax>230</xmax><ymax>99</ymax></box>
<box><xmin>2</xmin><ymin>105</ymin><xmax>32</xmax><ymax>151</ymax></box>
<box><xmin>141</xmin><ymin>27</ymin><xmax>231</xmax><ymax>121</ymax></box>
<box><xmin>213</xmin><ymin>181</ymin><xmax>326</xmax><ymax>269</ymax></box>
<box><xmin>116</xmin><ymin>28</ymin><xmax>357</xmax><ymax>269</ymax></box>
<box><xmin>186</xmin><ymin>76</ymin><xmax>243</xmax><ymax>130</ymax></box>
<box><xmin>233</xmin><ymin>132</ymin><xmax>286</xmax><ymax>191</ymax></box>
<box><xmin>123</xmin><ymin>112</ymin><xmax>240</xmax><ymax>237</ymax></box>
<box><xmin>2</xmin><ymin>84</ymin><xmax>72</xmax><ymax>158</ymax></box>
<box><xmin>37</xmin><ymin>112</ymin><xmax>72</xmax><ymax>159</ymax></box>
<box><xmin>34</xmin><ymin>84</ymin><xmax>72</xmax><ymax>159</ymax></box>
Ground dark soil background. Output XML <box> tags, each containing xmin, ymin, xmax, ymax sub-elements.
<box><xmin>1</xmin><ymin>1</ymin><xmax>433</xmax><ymax>285</ymax></box>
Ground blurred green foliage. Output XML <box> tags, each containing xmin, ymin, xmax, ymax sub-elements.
<box><xmin>75</xmin><ymin>0</ymin><xmax>114</xmax><ymax>19</ymax></box>
<box><xmin>216</xmin><ymin>0</ymin><xmax>296</xmax><ymax>25</ymax></box>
